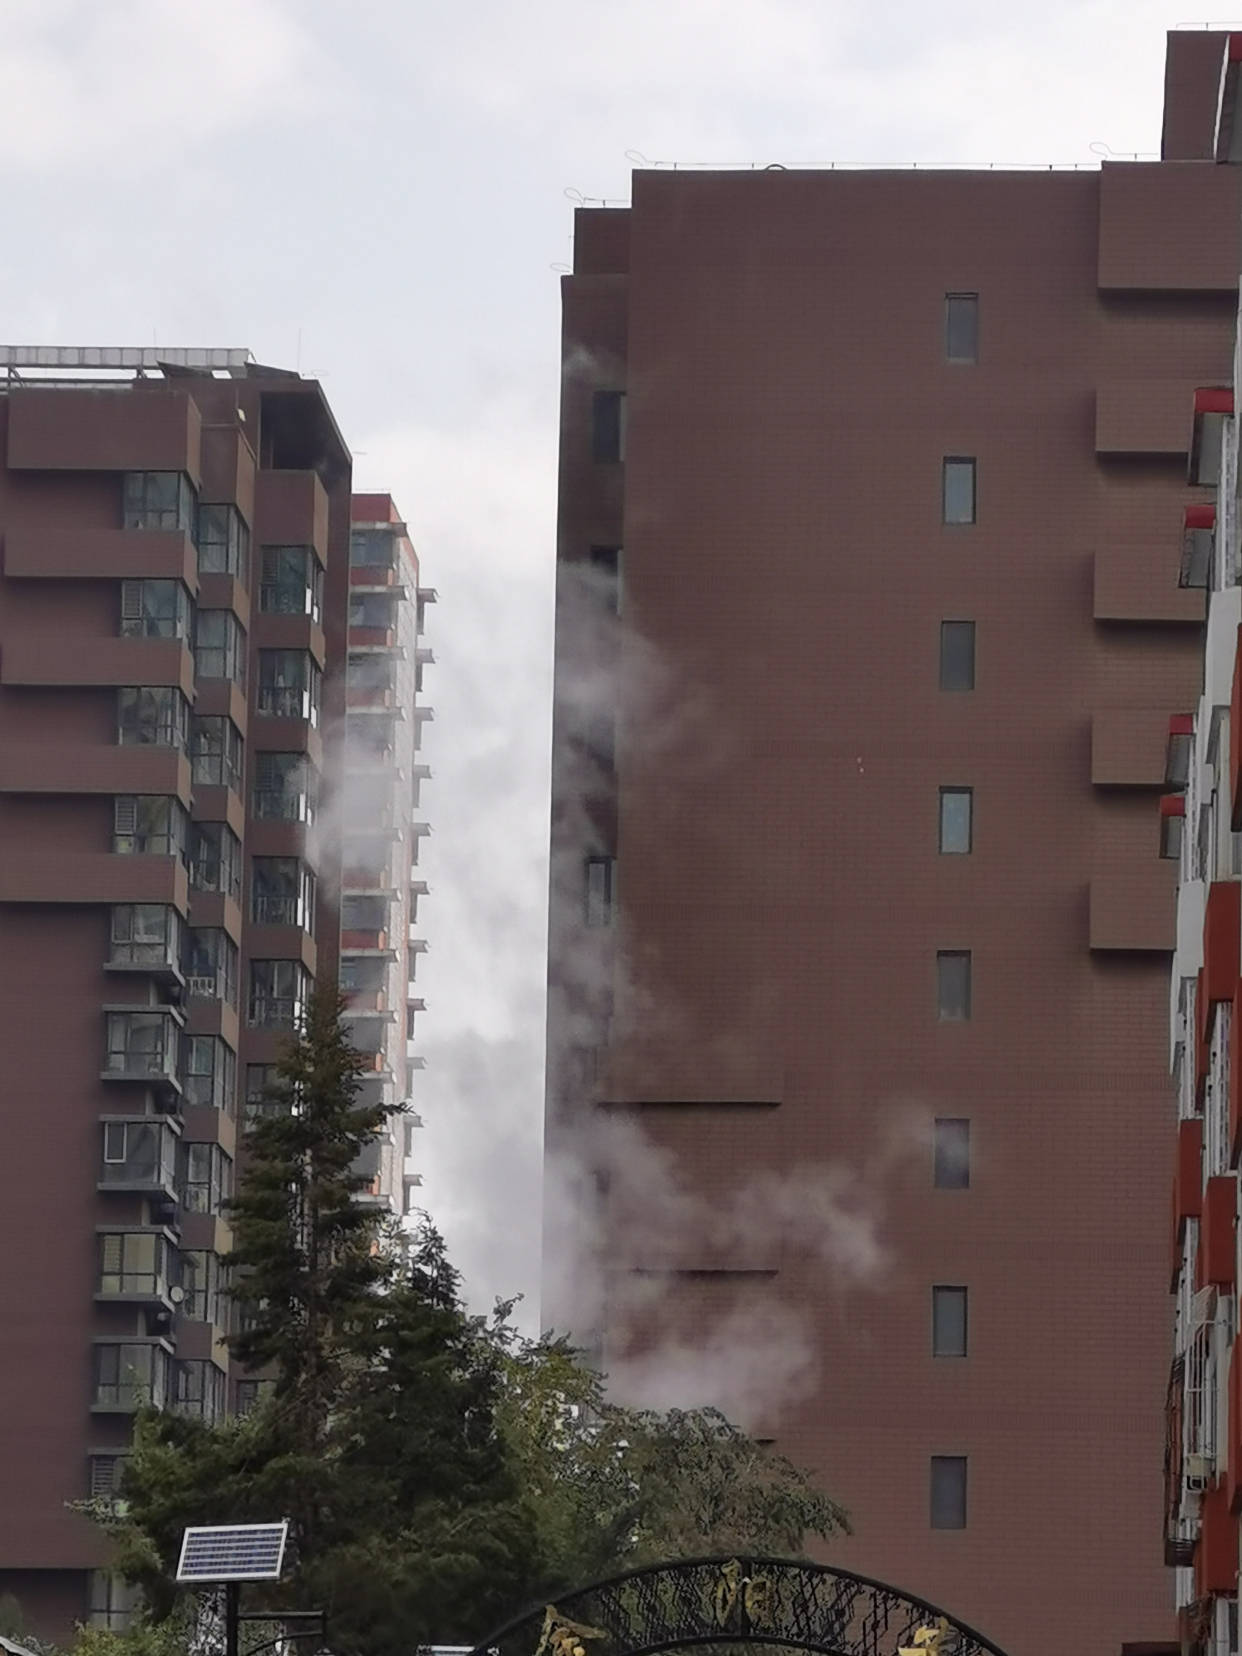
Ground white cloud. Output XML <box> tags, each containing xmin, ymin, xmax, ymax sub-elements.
<box><xmin>0</xmin><ymin>0</ymin><xmax>322</xmax><ymax>168</ymax></box>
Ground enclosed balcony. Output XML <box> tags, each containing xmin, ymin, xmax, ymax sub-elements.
<box><xmin>98</xmin><ymin>1118</ymin><xmax>180</xmax><ymax>1197</ymax></box>
<box><xmin>106</xmin><ymin>904</ymin><xmax>186</xmax><ymax>987</ymax></box>
<box><xmin>101</xmin><ymin>1008</ymin><xmax>184</xmax><ymax>1094</ymax></box>
<box><xmin>95</xmin><ymin>1231</ymin><xmax>177</xmax><ymax>1306</ymax></box>
<box><xmin>91</xmin><ymin>1339</ymin><xmax>173</xmax><ymax>1414</ymax></box>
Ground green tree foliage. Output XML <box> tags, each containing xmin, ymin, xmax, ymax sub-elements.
<box><xmin>90</xmin><ymin>988</ymin><xmax>536</xmax><ymax>1655</ymax></box>
<box><xmin>495</xmin><ymin>1336</ymin><xmax>851</xmax><ymax>1594</ymax></box>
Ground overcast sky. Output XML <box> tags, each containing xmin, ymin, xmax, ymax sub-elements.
<box><xmin>0</xmin><ymin>0</ymin><xmax>1221</xmax><ymax>1320</ymax></box>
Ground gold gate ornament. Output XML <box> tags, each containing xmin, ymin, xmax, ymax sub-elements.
<box><xmin>714</xmin><ymin>1560</ymin><xmax>775</xmax><ymax>1631</ymax></box>
<box><xmin>533</xmin><ymin>1607</ymin><xmax>607</xmax><ymax>1656</ymax></box>
<box><xmin>898</xmin><ymin>1619</ymin><xmax>952</xmax><ymax>1656</ymax></box>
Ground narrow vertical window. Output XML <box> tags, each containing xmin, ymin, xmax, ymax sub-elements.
<box><xmin>933</xmin><ymin>1119</ymin><xmax>970</xmax><ymax>1189</ymax></box>
<box><xmin>942</xmin><ymin>458</ymin><xmax>976</xmax><ymax>525</ymax></box>
<box><xmin>939</xmin><ymin>622</ymin><xmax>975</xmax><ymax>692</ymax></box>
<box><xmin>938</xmin><ymin>788</ymin><xmax>973</xmax><ymax>854</ymax></box>
<box><xmin>585</xmin><ymin>856</ymin><xmax>615</xmax><ymax>927</ymax></box>
<box><xmin>930</xmin><ymin>1456</ymin><xmax>968</xmax><ymax>1528</ymax></box>
<box><xmin>945</xmin><ymin>293</ymin><xmax>978</xmax><ymax>363</ymax></box>
<box><xmin>589</xmin><ymin>545</ymin><xmax>622</xmax><ymax>614</ymax></box>
<box><xmin>932</xmin><ymin>1286</ymin><xmax>968</xmax><ymax>1357</ymax></box>
<box><xmin>936</xmin><ymin>951</ymin><xmax>972</xmax><ymax>1021</ymax></box>
<box><xmin>592</xmin><ymin>391</ymin><xmax>627</xmax><ymax>463</ymax></box>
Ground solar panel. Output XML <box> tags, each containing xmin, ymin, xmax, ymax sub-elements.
<box><xmin>176</xmin><ymin>1522</ymin><xmax>289</xmax><ymax>1583</ymax></box>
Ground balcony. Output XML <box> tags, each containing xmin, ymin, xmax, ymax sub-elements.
<box><xmin>106</xmin><ymin>905</ymin><xmax>185</xmax><ymax>988</ymax></box>
<box><xmin>95</xmin><ymin>1230</ymin><xmax>177</xmax><ymax>1306</ymax></box>
<box><xmin>98</xmin><ymin>1118</ymin><xmax>180</xmax><ymax>1197</ymax></box>
<box><xmin>90</xmin><ymin>1339</ymin><xmax>173</xmax><ymax>1414</ymax></box>
<box><xmin>101</xmin><ymin>1008</ymin><xmax>184</xmax><ymax>1094</ymax></box>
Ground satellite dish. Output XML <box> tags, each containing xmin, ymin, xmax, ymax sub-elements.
<box><xmin>169</xmin><ymin>1286</ymin><xmax>185</xmax><ymax>1305</ymax></box>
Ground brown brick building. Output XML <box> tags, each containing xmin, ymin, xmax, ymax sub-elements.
<box><xmin>0</xmin><ymin>348</ymin><xmax>353</xmax><ymax>1635</ymax></box>
<box><xmin>545</xmin><ymin>33</ymin><xmax>1242</xmax><ymax>1655</ymax></box>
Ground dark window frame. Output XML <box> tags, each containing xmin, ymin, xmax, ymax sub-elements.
<box><xmin>938</xmin><ymin>787</ymin><xmax>974</xmax><ymax>855</ymax></box>
<box><xmin>939</xmin><ymin>621</ymin><xmax>976</xmax><ymax>692</ymax></box>
<box><xmin>933</xmin><ymin>1118</ymin><xmax>971</xmax><ymax>1189</ymax></box>
<box><xmin>936</xmin><ymin>950</ymin><xmax>972</xmax><ymax>1022</ymax></box>
<box><xmin>932</xmin><ymin>1285</ymin><xmax>969</xmax><ymax>1358</ymax></box>
<box><xmin>944</xmin><ymin>293</ymin><xmax>979</xmax><ymax>363</ymax></box>
<box><xmin>930</xmin><ymin>1455</ymin><xmax>968</xmax><ymax>1529</ymax></box>
<box><xmin>942</xmin><ymin>457</ymin><xmax>977</xmax><ymax>526</ymax></box>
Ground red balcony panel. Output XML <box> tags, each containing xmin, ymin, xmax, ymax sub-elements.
<box><xmin>1205</xmin><ymin>882</ymin><xmax>1242</xmax><ymax>1004</ymax></box>
<box><xmin>347</xmin><ymin>687</ymin><xmax>395</xmax><ymax>709</ymax></box>
<box><xmin>341</xmin><ymin>928</ymin><xmax>388</xmax><ymax>952</ymax></box>
<box><xmin>349</xmin><ymin>567</ymin><xmax>402</xmax><ymax>589</ymax></box>
<box><xmin>1204</xmin><ymin>1175</ymin><xmax>1238</xmax><ymax>1287</ymax></box>
<box><xmin>349</xmin><ymin>626</ymin><xmax>396</xmax><ymax>649</ymax></box>
<box><xmin>1195</xmin><ymin>1479</ymin><xmax>1238</xmax><ymax>1596</ymax></box>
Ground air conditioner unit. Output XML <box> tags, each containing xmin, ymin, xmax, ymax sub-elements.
<box><xmin>1186</xmin><ymin>1452</ymin><xmax>1214</xmax><ymax>1488</ymax></box>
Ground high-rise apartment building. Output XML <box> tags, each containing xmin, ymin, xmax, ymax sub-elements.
<box><xmin>0</xmin><ymin>347</ymin><xmax>353</xmax><ymax>1638</ymax></box>
<box><xmin>343</xmin><ymin>492</ymin><xmax>434</xmax><ymax>1216</ymax></box>
<box><xmin>1163</xmin><ymin>260</ymin><xmax>1242</xmax><ymax>1652</ymax></box>
<box><xmin>544</xmin><ymin>33</ymin><xmax>1242</xmax><ymax>1655</ymax></box>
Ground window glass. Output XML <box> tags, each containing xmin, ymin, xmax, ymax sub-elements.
<box><xmin>248</xmin><ymin>959</ymin><xmax>311</xmax><ymax>1028</ymax></box>
<box><xmin>936</xmin><ymin>951</ymin><xmax>972</xmax><ymax>1021</ymax></box>
<box><xmin>172</xmin><ymin>1359</ymin><xmax>227</xmax><ymax>1423</ymax></box>
<box><xmin>942</xmin><ymin>458</ymin><xmax>976</xmax><ymax>525</ymax></box>
<box><xmin>185</xmin><ymin>929</ymin><xmax>238</xmax><ymax>1006</ymax></box>
<box><xmin>259</xmin><ymin>545</ymin><xmax>321</xmax><ymax>618</ymax></box>
<box><xmin>190</xmin><ymin>822</ymin><xmax>242</xmax><ymax>901</ymax></box>
<box><xmin>342</xmin><ymin>895</ymin><xmax>388</xmax><ymax>932</ymax></box>
<box><xmin>123</xmin><ymin>472</ymin><xmax>196</xmax><ymax>534</ymax></box>
<box><xmin>349</xmin><ymin>592</ymin><xmax>396</xmax><ymax>629</ymax></box>
<box><xmin>109</xmin><ymin>903</ymin><xmax>180</xmax><ymax>966</ymax></box>
<box><xmin>189</xmin><ymin>716</ymin><xmax>244</xmax><ymax>792</ymax></box>
<box><xmin>194</xmin><ymin>610</ymin><xmax>246</xmax><ymax>686</ymax></box>
<box><xmin>117</xmin><ymin>687</ymin><xmax>189</xmax><ymax>750</ymax></box>
<box><xmin>257</xmin><ymin>650</ymin><xmax>319</xmax><ymax>723</ymax></box>
<box><xmin>939</xmin><ymin>788</ymin><xmax>973</xmax><ymax>854</ymax></box>
<box><xmin>112</xmin><ymin>796</ymin><xmax>189</xmax><ymax>860</ymax></box>
<box><xmin>119</xmin><ymin>579</ymin><xmax>192</xmax><ymax>640</ymax></box>
<box><xmin>945</xmin><ymin>293</ymin><xmax>978</xmax><ymax>362</ymax></box>
<box><xmin>592</xmin><ymin>391</ymin><xmax>626</xmax><ymax>462</ymax></box>
<box><xmin>585</xmin><ymin>856</ymin><xmax>615</xmax><ymax>927</ymax></box>
<box><xmin>196</xmin><ymin>503</ymin><xmax>250</xmax><ymax>581</ymax></box>
<box><xmin>103</xmin><ymin>1011</ymin><xmax>177</xmax><ymax>1078</ymax></box>
<box><xmin>939</xmin><ymin>622</ymin><xmax>975</xmax><ymax>692</ymax></box>
<box><xmin>181</xmin><ymin>1143</ymin><xmax>233</xmax><ymax>1215</ymax></box>
<box><xmin>350</xmin><ymin>528</ymin><xmax>396</xmax><ymax>567</ymax></box>
<box><xmin>933</xmin><ymin>1119</ymin><xmax>971</xmax><ymax>1189</ymax></box>
<box><xmin>930</xmin><ymin>1456</ymin><xmax>967</xmax><ymax>1529</ymax></box>
<box><xmin>91</xmin><ymin>1344</ymin><xmax>170</xmax><ymax>1410</ymax></box>
<box><xmin>183</xmin><ymin>1036</ymin><xmax>236</xmax><ymax>1112</ymax></box>
<box><xmin>932</xmin><ymin>1286</ymin><xmax>968</xmax><ymax>1357</ymax></box>
<box><xmin>252</xmin><ymin>752</ymin><xmax>317</xmax><ymax>821</ymax></box>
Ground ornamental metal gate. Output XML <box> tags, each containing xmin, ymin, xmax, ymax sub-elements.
<box><xmin>470</xmin><ymin>1556</ymin><xmax>1010</xmax><ymax>1656</ymax></box>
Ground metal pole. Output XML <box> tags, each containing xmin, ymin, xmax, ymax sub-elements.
<box><xmin>226</xmin><ymin>1581</ymin><xmax>240</xmax><ymax>1656</ymax></box>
